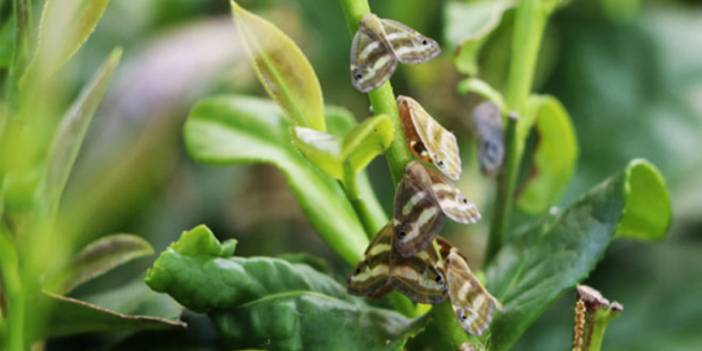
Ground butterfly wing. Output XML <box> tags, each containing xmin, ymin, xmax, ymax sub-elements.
<box><xmin>473</xmin><ymin>101</ymin><xmax>504</xmax><ymax>176</ymax></box>
<box><xmin>393</xmin><ymin>161</ymin><xmax>444</xmax><ymax>257</ymax></box>
<box><xmin>399</xmin><ymin>96</ymin><xmax>462</xmax><ymax>180</ymax></box>
<box><xmin>380</xmin><ymin>19</ymin><xmax>441</xmax><ymax>64</ymax></box>
<box><xmin>425</xmin><ymin>167</ymin><xmax>481</xmax><ymax>224</ymax></box>
<box><xmin>350</xmin><ymin>29</ymin><xmax>398</xmax><ymax>93</ymax></box>
<box><xmin>347</xmin><ymin>224</ymin><xmax>393</xmax><ymax>298</ymax></box>
<box><xmin>441</xmin><ymin>244</ymin><xmax>502</xmax><ymax>336</ymax></box>
<box><xmin>390</xmin><ymin>243</ymin><xmax>447</xmax><ymax>304</ymax></box>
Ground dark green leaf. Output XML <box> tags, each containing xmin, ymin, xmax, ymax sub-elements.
<box><xmin>55</xmin><ymin>234</ymin><xmax>154</xmax><ymax>294</ymax></box>
<box><xmin>146</xmin><ymin>225</ymin><xmax>423</xmax><ymax>350</ymax></box>
<box><xmin>486</xmin><ymin>159</ymin><xmax>671</xmax><ymax>350</ymax></box>
<box><xmin>231</xmin><ymin>1</ymin><xmax>325</xmax><ymax>131</ymax></box>
<box><xmin>517</xmin><ymin>95</ymin><xmax>578</xmax><ymax>214</ymax></box>
<box><xmin>42</xmin><ymin>280</ymin><xmax>184</xmax><ymax>339</ymax></box>
<box><xmin>183</xmin><ymin>96</ymin><xmax>367</xmax><ymax>264</ymax></box>
<box><xmin>43</xmin><ymin>48</ymin><xmax>122</xmax><ymax>213</ymax></box>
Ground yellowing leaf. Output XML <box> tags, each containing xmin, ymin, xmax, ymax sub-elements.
<box><xmin>231</xmin><ymin>1</ymin><xmax>325</xmax><ymax>131</ymax></box>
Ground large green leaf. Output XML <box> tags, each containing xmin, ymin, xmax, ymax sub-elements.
<box><xmin>444</xmin><ymin>0</ymin><xmax>516</xmax><ymax>75</ymax></box>
<box><xmin>517</xmin><ymin>95</ymin><xmax>578</xmax><ymax>214</ymax></box>
<box><xmin>52</xmin><ymin>234</ymin><xmax>154</xmax><ymax>294</ymax></box>
<box><xmin>42</xmin><ymin>279</ymin><xmax>184</xmax><ymax>339</ymax></box>
<box><xmin>43</xmin><ymin>48</ymin><xmax>122</xmax><ymax>213</ymax></box>
<box><xmin>22</xmin><ymin>0</ymin><xmax>112</xmax><ymax>82</ymax></box>
<box><xmin>231</xmin><ymin>1</ymin><xmax>325</xmax><ymax>131</ymax></box>
<box><xmin>486</xmin><ymin>159</ymin><xmax>671</xmax><ymax>350</ymax></box>
<box><xmin>146</xmin><ymin>225</ymin><xmax>423</xmax><ymax>350</ymax></box>
<box><xmin>183</xmin><ymin>96</ymin><xmax>367</xmax><ymax>264</ymax></box>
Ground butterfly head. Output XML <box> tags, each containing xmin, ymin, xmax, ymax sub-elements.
<box><xmin>359</xmin><ymin>13</ymin><xmax>384</xmax><ymax>37</ymax></box>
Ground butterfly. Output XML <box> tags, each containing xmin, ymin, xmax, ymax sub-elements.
<box><xmin>347</xmin><ymin>223</ymin><xmax>447</xmax><ymax>304</ymax></box>
<box><xmin>472</xmin><ymin>101</ymin><xmax>504</xmax><ymax>176</ymax></box>
<box><xmin>398</xmin><ymin>96</ymin><xmax>462</xmax><ymax>181</ymax></box>
<box><xmin>350</xmin><ymin>14</ymin><xmax>441</xmax><ymax>93</ymax></box>
<box><xmin>437</xmin><ymin>238</ymin><xmax>503</xmax><ymax>336</ymax></box>
<box><xmin>394</xmin><ymin>161</ymin><xmax>480</xmax><ymax>257</ymax></box>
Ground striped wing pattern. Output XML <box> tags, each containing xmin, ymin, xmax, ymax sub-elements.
<box><xmin>425</xmin><ymin>166</ymin><xmax>481</xmax><ymax>224</ymax></box>
<box><xmin>350</xmin><ymin>14</ymin><xmax>441</xmax><ymax>93</ymax></box>
<box><xmin>397</xmin><ymin>96</ymin><xmax>462</xmax><ymax>181</ymax></box>
<box><xmin>347</xmin><ymin>224</ymin><xmax>447</xmax><ymax>304</ymax></box>
<box><xmin>473</xmin><ymin>101</ymin><xmax>504</xmax><ymax>176</ymax></box>
<box><xmin>393</xmin><ymin>162</ymin><xmax>445</xmax><ymax>257</ymax></box>
<box><xmin>438</xmin><ymin>239</ymin><xmax>502</xmax><ymax>336</ymax></box>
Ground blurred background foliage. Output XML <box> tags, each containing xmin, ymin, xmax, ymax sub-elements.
<box><xmin>2</xmin><ymin>0</ymin><xmax>699</xmax><ymax>349</ymax></box>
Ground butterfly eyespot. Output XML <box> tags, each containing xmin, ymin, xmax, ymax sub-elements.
<box><xmin>354</xmin><ymin>267</ymin><xmax>361</xmax><ymax>274</ymax></box>
<box><xmin>434</xmin><ymin>275</ymin><xmax>442</xmax><ymax>283</ymax></box>
<box><xmin>436</xmin><ymin>160</ymin><xmax>445</xmax><ymax>168</ymax></box>
<box><xmin>422</xmin><ymin>39</ymin><xmax>428</xmax><ymax>45</ymax></box>
<box><xmin>398</xmin><ymin>230</ymin><xmax>406</xmax><ymax>238</ymax></box>
<box><xmin>461</xmin><ymin>198</ymin><xmax>468</xmax><ymax>204</ymax></box>
<box><xmin>354</xmin><ymin>73</ymin><xmax>363</xmax><ymax>80</ymax></box>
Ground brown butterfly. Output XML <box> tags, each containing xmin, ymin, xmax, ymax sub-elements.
<box><xmin>394</xmin><ymin>161</ymin><xmax>480</xmax><ymax>257</ymax></box>
<box><xmin>472</xmin><ymin>101</ymin><xmax>504</xmax><ymax>176</ymax></box>
<box><xmin>437</xmin><ymin>238</ymin><xmax>503</xmax><ymax>336</ymax></box>
<box><xmin>347</xmin><ymin>223</ymin><xmax>447</xmax><ymax>304</ymax></box>
<box><xmin>398</xmin><ymin>96</ymin><xmax>462</xmax><ymax>181</ymax></box>
<box><xmin>350</xmin><ymin>14</ymin><xmax>441</xmax><ymax>93</ymax></box>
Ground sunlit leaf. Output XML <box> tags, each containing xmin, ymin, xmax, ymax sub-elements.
<box><xmin>486</xmin><ymin>159</ymin><xmax>671</xmax><ymax>350</ymax></box>
<box><xmin>342</xmin><ymin>114</ymin><xmax>394</xmax><ymax>174</ymax></box>
<box><xmin>22</xmin><ymin>0</ymin><xmax>112</xmax><ymax>82</ymax></box>
<box><xmin>231</xmin><ymin>1</ymin><xmax>325</xmax><ymax>131</ymax></box>
<box><xmin>183</xmin><ymin>96</ymin><xmax>367</xmax><ymax>264</ymax></box>
<box><xmin>291</xmin><ymin>127</ymin><xmax>342</xmax><ymax>179</ymax></box>
<box><xmin>43</xmin><ymin>48</ymin><xmax>122</xmax><ymax>213</ymax></box>
<box><xmin>445</xmin><ymin>0</ymin><xmax>516</xmax><ymax>75</ymax></box>
<box><xmin>517</xmin><ymin>95</ymin><xmax>578</xmax><ymax>214</ymax></box>
<box><xmin>55</xmin><ymin>234</ymin><xmax>154</xmax><ymax>294</ymax></box>
<box><xmin>457</xmin><ymin>77</ymin><xmax>507</xmax><ymax>112</ymax></box>
<box><xmin>42</xmin><ymin>279</ymin><xmax>184</xmax><ymax>339</ymax></box>
<box><xmin>146</xmin><ymin>225</ymin><xmax>424</xmax><ymax>351</ymax></box>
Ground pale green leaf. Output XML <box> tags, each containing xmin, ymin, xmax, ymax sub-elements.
<box><xmin>291</xmin><ymin>127</ymin><xmax>342</xmax><ymax>179</ymax></box>
<box><xmin>341</xmin><ymin>114</ymin><xmax>394</xmax><ymax>174</ymax></box>
<box><xmin>517</xmin><ymin>95</ymin><xmax>578</xmax><ymax>214</ymax></box>
<box><xmin>457</xmin><ymin>78</ymin><xmax>507</xmax><ymax>112</ymax></box>
<box><xmin>231</xmin><ymin>1</ymin><xmax>325</xmax><ymax>131</ymax></box>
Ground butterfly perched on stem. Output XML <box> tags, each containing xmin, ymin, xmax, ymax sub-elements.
<box><xmin>347</xmin><ymin>223</ymin><xmax>447</xmax><ymax>304</ymax></box>
<box><xmin>398</xmin><ymin>96</ymin><xmax>462</xmax><ymax>181</ymax></box>
<box><xmin>437</xmin><ymin>238</ymin><xmax>503</xmax><ymax>336</ymax></box>
<box><xmin>473</xmin><ymin>101</ymin><xmax>504</xmax><ymax>176</ymax></box>
<box><xmin>350</xmin><ymin>14</ymin><xmax>441</xmax><ymax>93</ymax></box>
<box><xmin>394</xmin><ymin>161</ymin><xmax>480</xmax><ymax>257</ymax></box>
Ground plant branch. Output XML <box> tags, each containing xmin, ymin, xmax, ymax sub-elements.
<box><xmin>341</xmin><ymin>164</ymin><xmax>384</xmax><ymax>238</ymax></box>
<box><xmin>338</xmin><ymin>0</ymin><xmax>412</xmax><ymax>185</ymax></box>
<box><xmin>486</xmin><ymin>0</ymin><xmax>547</xmax><ymax>264</ymax></box>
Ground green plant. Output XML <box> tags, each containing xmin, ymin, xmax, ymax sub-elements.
<box><xmin>142</xmin><ymin>0</ymin><xmax>671</xmax><ymax>350</ymax></box>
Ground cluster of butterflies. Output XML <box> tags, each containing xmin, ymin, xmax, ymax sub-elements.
<box><xmin>347</xmin><ymin>14</ymin><xmax>506</xmax><ymax>337</ymax></box>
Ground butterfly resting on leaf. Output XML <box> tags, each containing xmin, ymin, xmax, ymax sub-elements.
<box><xmin>350</xmin><ymin>14</ymin><xmax>441</xmax><ymax>93</ymax></box>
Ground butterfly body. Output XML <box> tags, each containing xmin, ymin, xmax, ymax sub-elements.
<box><xmin>348</xmin><ymin>224</ymin><xmax>447</xmax><ymax>304</ymax></box>
<box><xmin>350</xmin><ymin>14</ymin><xmax>440</xmax><ymax>93</ymax></box>
<box><xmin>398</xmin><ymin>96</ymin><xmax>462</xmax><ymax>181</ymax></box>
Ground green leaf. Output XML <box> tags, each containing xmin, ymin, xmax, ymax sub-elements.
<box><xmin>42</xmin><ymin>280</ymin><xmax>185</xmax><ymax>339</ymax></box>
<box><xmin>486</xmin><ymin>159</ymin><xmax>671</xmax><ymax>350</ymax></box>
<box><xmin>183</xmin><ymin>96</ymin><xmax>367</xmax><ymax>264</ymax></box>
<box><xmin>53</xmin><ymin>234</ymin><xmax>154</xmax><ymax>294</ymax></box>
<box><xmin>43</xmin><ymin>48</ymin><xmax>122</xmax><ymax>214</ymax></box>
<box><xmin>616</xmin><ymin>159</ymin><xmax>671</xmax><ymax>240</ymax></box>
<box><xmin>291</xmin><ymin>127</ymin><xmax>342</xmax><ymax>178</ymax></box>
<box><xmin>516</xmin><ymin>95</ymin><xmax>578</xmax><ymax>214</ymax></box>
<box><xmin>231</xmin><ymin>1</ymin><xmax>325</xmax><ymax>131</ymax></box>
<box><xmin>22</xmin><ymin>0</ymin><xmax>112</xmax><ymax>82</ymax></box>
<box><xmin>444</xmin><ymin>0</ymin><xmax>516</xmax><ymax>75</ymax></box>
<box><xmin>146</xmin><ymin>225</ymin><xmax>422</xmax><ymax>350</ymax></box>
<box><xmin>341</xmin><ymin>114</ymin><xmax>394</xmax><ymax>174</ymax></box>
<box><xmin>457</xmin><ymin>77</ymin><xmax>507</xmax><ymax>112</ymax></box>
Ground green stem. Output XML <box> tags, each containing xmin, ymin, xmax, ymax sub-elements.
<box><xmin>0</xmin><ymin>226</ymin><xmax>24</xmax><ymax>351</ymax></box>
<box><xmin>341</xmin><ymin>164</ymin><xmax>383</xmax><ymax>238</ymax></box>
<box><xmin>338</xmin><ymin>0</ymin><xmax>412</xmax><ymax>185</ymax></box>
<box><xmin>486</xmin><ymin>0</ymin><xmax>547</xmax><ymax>264</ymax></box>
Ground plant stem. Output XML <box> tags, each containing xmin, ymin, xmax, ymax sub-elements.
<box><xmin>338</xmin><ymin>0</ymin><xmax>412</xmax><ymax>185</ymax></box>
<box><xmin>341</xmin><ymin>164</ymin><xmax>385</xmax><ymax>238</ymax></box>
<box><xmin>0</xmin><ymin>226</ymin><xmax>24</xmax><ymax>351</ymax></box>
<box><xmin>486</xmin><ymin>0</ymin><xmax>547</xmax><ymax>264</ymax></box>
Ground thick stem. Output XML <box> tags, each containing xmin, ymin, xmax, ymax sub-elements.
<box><xmin>486</xmin><ymin>0</ymin><xmax>547</xmax><ymax>264</ymax></box>
<box><xmin>341</xmin><ymin>165</ymin><xmax>384</xmax><ymax>238</ymax></box>
<box><xmin>338</xmin><ymin>0</ymin><xmax>412</xmax><ymax>185</ymax></box>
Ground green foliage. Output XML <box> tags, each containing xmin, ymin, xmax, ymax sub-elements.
<box><xmin>486</xmin><ymin>159</ymin><xmax>670</xmax><ymax>350</ymax></box>
<box><xmin>183</xmin><ymin>96</ymin><xmax>370</xmax><ymax>264</ymax></box>
<box><xmin>516</xmin><ymin>95</ymin><xmax>578</xmax><ymax>214</ymax></box>
<box><xmin>231</xmin><ymin>0</ymin><xmax>326</xmax><ymax>131</ymax></box>
<box><xmin>146</xmin><ymin>225</ymin><xmax>424</xmax><ymax>350</ymax></box>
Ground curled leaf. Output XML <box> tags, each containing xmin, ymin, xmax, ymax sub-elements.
<box><xmin>458</xmin><ymin>78</ymin><xmax>506</xmax><ymax>112</ymax></box>
<box><xmin>231</xmin><ymin>1</ymin><xmax>325</xmax><ymax>131</ymax></box>
<box><xmin>341</xmin><ymin>114</ymin><xmax>394</xmax><ymax>174</ymax></box>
